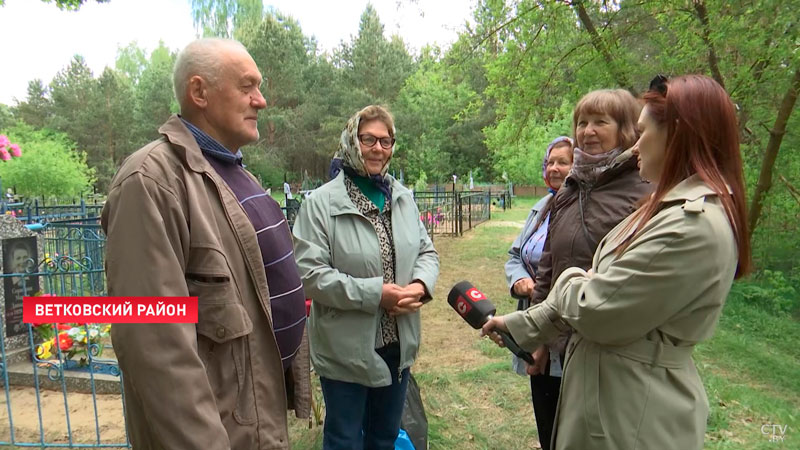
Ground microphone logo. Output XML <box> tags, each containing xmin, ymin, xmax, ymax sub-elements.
<box><xmin>455</xmin><ymin>296</ymin><xmax>471</xmax><ymax>315</ymax></box>
<box><xmin>467</xmin><ymin>287</ymin><xmax>487</xmax><ymax>302</ymax></box>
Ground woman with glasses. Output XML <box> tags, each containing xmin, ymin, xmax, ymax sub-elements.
<box><xmin>483</xmin><ymin>75</ymin><xmax>750</xmax><ymax>449</ymax></box>
<box><xmin>293</xmin><ymin>104</ymin><xmax>440</xmax><ymax>450</ymax></box>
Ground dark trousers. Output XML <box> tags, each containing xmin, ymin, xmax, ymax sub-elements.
<box><xmin>530</xmin><ymin>373</ymin><xmax>561</xmax><ymax>450</ymax></box>
<box><xmin>320</xmin><ymin>342</ymin><xmax>410</xmax><ymax>450</ymax></box>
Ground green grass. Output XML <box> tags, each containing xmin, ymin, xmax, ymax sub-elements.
<box><xmin>697</xmin><ymin>289</ymin><xmax>800</xmax><ymax>449</ymax></box>
<box><xmin>289</xmin><ymin>195</ymin><xmax>800</xmax><ymax>449</ymax></box>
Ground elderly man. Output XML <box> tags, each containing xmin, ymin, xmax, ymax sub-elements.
<box><xmin>101</xmin><ymin>38</ymin><xmax>310</xmax><ymax>449</ymax></box>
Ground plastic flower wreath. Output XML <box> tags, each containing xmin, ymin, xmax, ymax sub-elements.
<box><xmin>32</xmin><ymin>295</ymin><xmax>112</xmax><ymax>364</ymax></box>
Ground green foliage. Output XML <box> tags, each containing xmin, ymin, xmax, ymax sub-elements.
<box><xmin>336</xmin><ymin>5</ymin><xmax>416</xmax><ymax>103</ymax></box>
<box><xmin>115</xmin><ymin>42</ymin><xmax>148</xmax><ymax>84</ymax></box>
<box><xmin>414</xmin><ymin>170</ymin><xmax>428</xmax><ymax>192</ymax></box>
<box><xmin>0</xmin><ymin>0</ymin><xmax>110</xmax><ymax>10</ymax></box>
<box><xmin>15</xmin><ymin>79</ymin><xmax>52</xmax><ymax>129</ymax></box>
<box><xmin>732</xmin><ymin>270</ymin><xmax>800</xmax><ymax>317</ymax></box>
<box><xmin>486</xmin><ymin>99</ymin><xmax>573</xmax><ymax>185</ymax></box>
<box><xmin>191</xmin><ymin>0</ymin><xmax>263</xmax><ymax>38</ymax></box>
<box><xmin>0</xmin><ymin>103</ymin><xmax>15</xmax><ymax>130</ymax></box>
<box><xmin>5</xmin><ymin>0</ymin><xmax>798</xmax><ymax>273</ymax></box>
<box><xmin>394</xmin><ymin>47</ymin><xmax>486</xmax><ymax>184</ymax></box>
<box><xmin>132</xmin><ymin>42</ymin><xmax>178</xmax><ymax>145</ymax></box>
<box><xmin>241</xmin><ymin>146</ymin><xmax>286</xmax><ymax>188</ymax></box>
<box><xmin>0</xmin><ymin>124</ymin><xmax>95</xmax><ymax>199</ymax></box>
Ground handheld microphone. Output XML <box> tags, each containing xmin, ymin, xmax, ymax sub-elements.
<box><xmin>447</xmin><ymin>281</ymin><xmax>535</xmax><ymax>365</ymax></box>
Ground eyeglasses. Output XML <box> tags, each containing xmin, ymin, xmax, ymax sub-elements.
<box><xmin>649</xmin><ymin>74</ymin><xmax>669</xmax><ymax>96</ymax></box>
<box><xmin>358</xmin><ymin>134</ymin><xmax>395</xmax><ymax>149</ymax></box>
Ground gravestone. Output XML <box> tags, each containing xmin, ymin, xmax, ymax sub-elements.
<box><xmin>0</xmin><ymin>215</ymin><xmax>42</xmax><ymax>361</ymax></box>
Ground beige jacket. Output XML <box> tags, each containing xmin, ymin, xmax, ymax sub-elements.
<box><xmin>506</xmin><ymin>175</ymin><xmax>738</xmax><ymax>450</ymax></box>
<box><xmin>102</xmin><ymin>115</ymin><xmax>310</xmax><ymax>450</ymax></box>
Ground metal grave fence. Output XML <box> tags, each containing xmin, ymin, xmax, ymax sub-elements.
<box><xmin>414</xmin><ymin>189</ymin><xmax>510</xmax><ymax>237</ymax></box>
<box><xmin>0</xmin><ymin>221</ymin><xmax>129</xmax><ymax>448</ymax></box>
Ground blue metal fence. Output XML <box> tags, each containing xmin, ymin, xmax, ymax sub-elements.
<box><xmin>1</xmin><ymin>199</ymin><xmax>104</xmax><ymax>226</ymax></box>
<box><xmin>0</xmin><ymin>223</ymin><xmax>128</xmax><ymax>448</ymax></box>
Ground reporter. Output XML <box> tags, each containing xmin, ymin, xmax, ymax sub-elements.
<box><xmin>483</xmin><ymin>75</ymin><xmax>750</xmax><ymax>449</ymax></box>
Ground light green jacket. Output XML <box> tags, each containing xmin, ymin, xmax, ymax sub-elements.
<box><xmin>505</xmin><ymin>175</ymin><xmax>738</xmax><ymax>450</ymax></box>
<box><xmin>293</xmin><ymin>172</ymin><xmax>439</xmax><ymax>387</ymax></box>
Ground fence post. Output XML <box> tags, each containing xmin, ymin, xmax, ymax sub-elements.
<box><xmin>452</xmin><ymin>188</ymin><xmax>457</xmax><ymax>235</ymax></box>
<box><xmin>468</xmin><ymin>194</ymin><xmax>472</xmax><ymax>230</ymax></box>
<box><xmin>457</xmin><ymin>194</ymin><xmax>463</xmax><ymax>236</ymax></box>
<box><xmin>487</xmin><ymin>187</ymin><xmax>492</xmax><ymax>220</ymax></box>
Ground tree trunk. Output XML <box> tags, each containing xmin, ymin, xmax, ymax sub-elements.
<box><xmin>747</xmin><ymin>68</ymin><xmax>800</xmax><ymax>237</ymax></box>
<box><xmin>267</xmin><ymin>77</ymin><xmax>275</xmax><ymax>146</ymax></box>
<box><xmin>572</xmin><ymin>0</ymin><xmax>636</xmax><ymax>94</ymax></box>
<box><xmin>692</xmin><ymin>0</ymin><xmax>725</xmax><ymax>89</ymax></box>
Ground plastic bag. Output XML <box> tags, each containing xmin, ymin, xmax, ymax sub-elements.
<box><xmin>400</xmin><ymin>373</ymin><xmax>428</xmax><ymax>450</ymax></box>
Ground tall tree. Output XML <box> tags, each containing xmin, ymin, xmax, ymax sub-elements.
<box><xmin>339</xmin><ymin>5</ymin><xmax>416</xmax><ymax>103</ymax></box>
<box><xmin>394</xmin><ymin>46</ymin><xmax>486</xmax><ymax>183</ymax></box>
<box><xmin>0</xmin><ymin>0</ymin><xmax>109</xmax><ymax>9</ymax></box>
<box><xmin>0</xmin><ymin>103</ymin><xmax>14</xmax><ymax>131</ymax></box>
<box><xmin>747</xmin><ymin>68</ymin><xmax>800</xmax><ymax>236</ymax></box>
<box><xmin>239</xmin><ymin>12</ymin><xmax>310</xmax><ymax>147</ymax></box>
<box><xmin>13</xmin><ymin>80</ymin><xmax>53</xmax><ymax>129</ymax></box>
<box><xmin>115</xmin><ymin>42</ymin><xmax>148</xmax><ymax>85</ymax></box>
<box><xmin>96</xmin><ymin>68</ymin><xmax>136</xmax><ymax>172</ymax></box>
<box><xmin>191</xmin><ymin>0</ymin><xmax>263</xmax><ymax>37</ymax></box>
<box><xmin>133</xmin><ymin>42</ymin><xmax>177</xmax><ymax>145</ymax></box>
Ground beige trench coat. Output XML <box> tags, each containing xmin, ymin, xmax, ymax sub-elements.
<box><xmin>102</xmin><ymin>116</ymin><xmax>310</xmax><ymax>450</ymax></box>
<box><xmin>506</xmin><ymin>175</ymin><xmax>738</xmax><ymax>450</ymax></box>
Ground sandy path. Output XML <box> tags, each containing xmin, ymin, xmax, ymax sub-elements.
<box><xmin>0</xmin><ymin>386</ymin><xmax>127</xmax><ymax>446</ymax></box>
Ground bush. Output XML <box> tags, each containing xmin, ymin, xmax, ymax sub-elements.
<box><xmin>414</xmin><ymin>170</ymin><xmax>428</xmax><ymax>192</ymax></box>
<box><xmin>0</xmin><ymin>124</ymin><xmax>95</xmax><ymax>199</ymax></box>
<box><xmin>732</xmin><ymin>269</ymin><xmax>800</xmax><ymax>316</ymax></box>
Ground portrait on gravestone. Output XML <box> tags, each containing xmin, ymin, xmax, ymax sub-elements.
<box><xmin>3</xmin><ymin>236</ymin><xmax>38</xmax><ymax>337</ymax></box>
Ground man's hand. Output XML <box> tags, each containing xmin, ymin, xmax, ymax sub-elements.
<box><xmin>512</xmin><ymin>277</ymin><xmax>534</xmax><ymax>297</ymax></box>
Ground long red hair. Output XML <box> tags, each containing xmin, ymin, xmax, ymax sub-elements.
<box><xmin>622</xmin><ymin>75</ymin><xmax>751</xmax><ymax>278</ymax></box>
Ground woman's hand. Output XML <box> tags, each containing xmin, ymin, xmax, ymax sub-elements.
<box><xmin>480</xmin><ymin>315</ymin><xmax>509</xmax><ymax>347</ymax></box>
<box><xmin>526</xmin><ymin>345</ymin><xmax>548</xmax><ymax>376</ymax></box>
<box><xmin>388</xmin><ymin>282</ymin><xmax>426</xmax><ymax>316</ymax></box>
<box><xmin>380</xmin><ymin>284</ymin><xmax>405</xmax><ymax>310</ymax></box>
<box><xmin>512</xmin><ymin>277</ymin><xmax>535</xmax><ymax>297</ymax></box>
<box><xmin>389</xmin><ymin>297</ymin><xmax>423</xmax><ymax>316</ymax></box>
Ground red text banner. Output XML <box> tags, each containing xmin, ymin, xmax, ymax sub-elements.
<box><xmin>23</xmin><ymin>297</ymin><xmax>199</xmax><ymax>323</ymax></box>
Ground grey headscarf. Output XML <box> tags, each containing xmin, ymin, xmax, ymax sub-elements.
<box><xmin>329</xmin><ymin>107</ymin><xmax>395</xmax><ymax>199</ymax></box>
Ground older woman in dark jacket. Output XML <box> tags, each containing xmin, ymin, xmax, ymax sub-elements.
<box><xmin>525</xmin><ymin>89</ymin><xmax>651</xmax><ymax>448</ymax></box>
<box><xmin>532</xmin><ymin>89</ymin><xmax>651</xmax><ymax>305</ymax></box>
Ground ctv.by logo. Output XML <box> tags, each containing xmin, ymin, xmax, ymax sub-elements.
<box><xmin>761</xmin><ymin>424</ymin><xmax>788</xmax><ymax>443</ymax></box>
<box><xmin>466</xmin><ymin>287</ymin><xmax>487</xmax><ymax>302</ymax></box>
<box><xmin>455</xmin><ymin>297</ymin><xmax>472</xmax><ymax>316</ymax></box>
